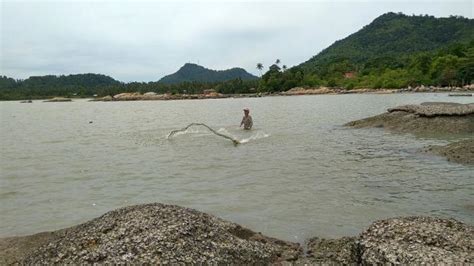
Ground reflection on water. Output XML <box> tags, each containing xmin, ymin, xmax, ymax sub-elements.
<box><xmin>0</xmin><ymin>94</ymin><xmax>472</xmax><ymax>242</ymax></box>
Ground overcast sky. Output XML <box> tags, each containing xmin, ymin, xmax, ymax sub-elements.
<box><xmin>1</xmin><ymin>0</ymin><xmax>472</xmax><ymax>82</ymax></box>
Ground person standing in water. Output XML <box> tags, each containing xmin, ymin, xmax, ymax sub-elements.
<box><xmin>240</xmin><ymin>108</ymin><xmax>253</xmax><ymax>130</ymax></box>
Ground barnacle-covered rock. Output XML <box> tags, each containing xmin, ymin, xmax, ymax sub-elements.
<box><xmin>18</xmin><ymin>203</ymin><xmax>301</xmax><ymax>264</ymax></box>
<box><xmin>359</xmin><ymin>216</ymin><xmax>473</xmax><ymax>264</ymax></box>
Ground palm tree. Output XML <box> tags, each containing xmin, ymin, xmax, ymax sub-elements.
<box><xmin>256</xmin><ymin>63</ymin><xmax>264</xmax><ymax>76</ymax></box>
<box><xmin>275</xmin><ymin>59</ymin><xmax>281</xmax><ymax>65</ymax></box>
<box><xmin>282</xmin><ymin>65</ymin><xmax>287</xmax><ymax>72</ymax></box>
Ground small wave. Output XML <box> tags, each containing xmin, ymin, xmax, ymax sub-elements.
<box><xmin>217</xmin><ymin>128</ymin><xmax>270</xmax><ymax>144</ymax></box>
<box><xmin>239</xmin><ymin>131</ymin><xmax>270</xmax><ymax>144</ymax></box>
<box><xmin>165</xmin><ymin>127</ymin><xmax>202</xmax><ymax>139</ymax></box>
<box><xmin>217</xmin><ymin>128</ymin><xmax>236</xmax><ymax>136</ymax></box>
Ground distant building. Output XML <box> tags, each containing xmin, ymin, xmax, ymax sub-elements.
<box><xmin>344</xmin><ymin>72</ymin><xmax>356</xmax><ymax>79</ymax></box>
<box><xmin>203</xmin><ymin>89</ymin><xmax>216</xmax><ymax>95</ymax></box>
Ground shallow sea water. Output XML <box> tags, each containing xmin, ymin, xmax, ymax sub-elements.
<box><xmin>0</xmin><ymin>93</ymin><xmax>472</xmax><ymax>242</ymax></box>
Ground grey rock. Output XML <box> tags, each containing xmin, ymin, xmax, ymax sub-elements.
<box><xmin>19</xmin><ymin>203</ymin><xmax>301</xmax><ymax>264</ymax></box>
<box><xmin>346</xmin><ymin>102</ymin><xmax>474</xmax><ymax>135</ymax></box>
<box><xmin>387</xmin><ymin>102</ymin><xmax>474</xmax><ymax>117</ymax></box>
<box><xmin>1</xmin><ymin>205</ymin><xmax>472</xmax><ymax>265</ymax></box>
<box><xmin>421</xmin><ymin>139</ymin><xmax>474</xmax><ymax>165</ymax></box>
<box><xmin>359</xmin><ymin>216</ymin><xmax>473</xmax><ymax>264</ymax></box>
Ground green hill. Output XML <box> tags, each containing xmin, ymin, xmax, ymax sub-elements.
<box><xmin>0</xmin><ymin>73</ymin><xmax>121</xmax><ymax>99</ymax></box>
<box><xmin>159</xmin><ymin>63</ymin><xmax>258</xmax><ymax>84</ymax></box>
<box><xmin>1</xmin><ymin>73</ymin><xmax>120</xmax><ymax>89</ymax></box>
<box><xmin>299</xmin><ymin>12</ymin><xmax>474</xmax><ymax>73</ymax></box>
<box><xmin>260</xmin><ymin>13</ymin><xmax>474</xmax><ymax>91</ymax></box>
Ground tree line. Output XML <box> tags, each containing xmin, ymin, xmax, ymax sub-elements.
<box><xmin>0</xmin><ymin>74</ymin><xmax>260</xmax><ymax>100</ymax></box>
<box><xmin>257</xmin><ymin>40</ymin><xmax>473</xmax><ymax>92</ymax></box>
<box><xmin>0</xmin><ymin>40</ymin><xmax>472</xmax><ymax>101</ymax></box>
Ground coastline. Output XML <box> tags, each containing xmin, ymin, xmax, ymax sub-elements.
<box><xmin>91</xmin><ymin>85</ymin><xmax>474</xmax><ymax>102</ymax></box>
<box><xmin>3</xmin><ymin>85</ymin><xmax>473</xmax><ymax>102</ymax></box>
<box><xmin>8</xmin><ymin>85</ymin><xmax>470</xmax><ymax>102</ymax></box>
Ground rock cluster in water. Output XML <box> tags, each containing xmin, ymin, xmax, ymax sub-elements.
<box><xmin>387</xmin><ymin>102</ymin><xmax>474</xmax><ymax>117</ymax></box>
<box><xmin>345</xmin><ymin>102</ymin><xmax>474</xmax><ymax>164</ymax></box>
<box><xmin>346</xmin><ymin>102</ymin><xmax>474</xmax><ymax>135</ymax></box>
<box><xmin>281</xmin><ymin>85</ymin><xmax>474</xmax><ymax>95</ymax></box>
<box><xmin>93</xmin><ymin>91</ymin><xmax>227</xmax><ymax>101</ymax></box>
<box><xmin>1</xmin><ymin>203</ymin><xmax>472</xmax><ymax>264</ymax></box>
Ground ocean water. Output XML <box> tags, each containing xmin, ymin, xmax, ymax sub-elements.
<box><xmin>0</xmin><ymin>93</ymin><xmax>472</xmax><ymax>242</ymax></box>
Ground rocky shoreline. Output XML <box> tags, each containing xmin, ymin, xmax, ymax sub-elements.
<box><xmin>281</xmin><ymin>84</ymin><xmax>474</xmax><ymax>96</ymax></box>
<box><xmin>86</xmin><ymin>85</ymin><xmax>474</xmax><ymax>102</ymax></box>
<box><xmin>43</xmin><ymin>97</ymin><xmax>72</xmax><ymax>102</ymax></box>
<box><xmin>345</xmin><ymin>102</ymin><xmax>474</xmax><ymax>164</ymax></box>
<box><xmin>0</xmin><ymin>203</ymin><xmax>472</xmax><ymax>264</ymax></box>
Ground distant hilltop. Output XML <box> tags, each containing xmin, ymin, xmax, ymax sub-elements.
<box><xmin>298</xmin><ymin>12</ymin><xmax>474</xmax><ymax>72</ymax></box>
<box><xmin>158</xmin><ymin>63</ymin><xmax>258</xmax><ymax>84</ymax></box>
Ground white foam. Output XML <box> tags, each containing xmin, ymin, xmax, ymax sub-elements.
<box><xmin>215</xmin><ymin>127</ymin><xmax>270</xmax><ymax>144</ymax></box>
<box><xmin>166</xmin><ymin>127</ymin><xmax>202</xmax><ymax>139</ymax></box>
<box><xmin>167</xmin><ymin>125</ymin><xmax>269</xmax><ymax>145</ymax></box>
<box><xmin>239</xmin><ymin>131</ymin><xmax>270</xmax><ymax>144</ymax></box>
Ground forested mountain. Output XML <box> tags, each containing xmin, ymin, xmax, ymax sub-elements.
<box><xmin>1</xmin><ymin>73</ymin><xmax>120</xmax><ymax>90</ymax></box>
<box><xmin>0</xmin><ymin>74</ymin><xmax>121</xmax><ymax>99</ymax></box>
<box><xmin>0</xmin><ymin>73</ymin><xmax>258</xmax><ymax>100</ymax></box>
<box><xmin>259</xmin><ymin>13</ymin><xmax>474</xmax><ymax>91</ymax></box>
<box><xmin>298</xmin><ymin>12</ymin><xmax>474</xmax><ymax>72</ymax></box>
<box><xmin>159</xmin><ymin>63</ymin><xmax>258</xmax><ymax>84</ymax></box>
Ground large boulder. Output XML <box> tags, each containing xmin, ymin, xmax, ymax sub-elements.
<box><xmin>113</xmin><ymin>92</ymin><xmax>143</xmax><ymax>100</ymax></box>
<box><xmin>18</xmin><ymin>203</ymin><xmax>301</xmax><ymax>264</ymax></box>
<box><xmin>296</xmin><ymin>216</ymin><xmax>473</xmax><ymax>264</ymax></box>
<box><xmin>43</xmin><ymin>97</ymin><xmax>72</xmax><ymax>102</ymax></box>
<box><xmin>143</xmin><ymin>92</ymin><xmax>158</xmax><ymax>96</ymax></box>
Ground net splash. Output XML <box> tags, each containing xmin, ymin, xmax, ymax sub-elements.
<box><xmin>167</xmin><ymin>123</ymin><xmax>240</xmax><ymax>146</ymax></box>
